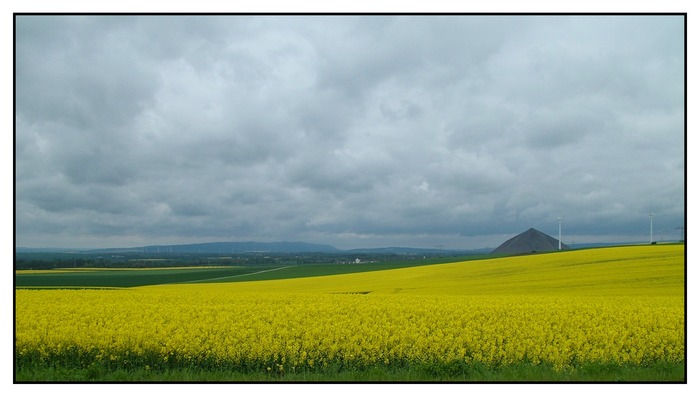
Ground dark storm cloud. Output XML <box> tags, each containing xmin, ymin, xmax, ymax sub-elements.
<box><xmin>15</xmin><ymin>15</ymin><xmax>684</xmax><ymax>249</ymax></box>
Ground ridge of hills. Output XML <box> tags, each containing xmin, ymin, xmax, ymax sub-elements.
<box><xmin>136</xmin><ymin>241</ymin><xmax>341</xmax><ymax>254</ymax></box>
<box><xmin>15</xmin><ymin>232</ymin><xmax>657</xmax><ymax>256</ymax></box>
<box><xmin>15</xmin><ymin>241</ymin><xmax>485</xmax><ymax>255</ymax></box>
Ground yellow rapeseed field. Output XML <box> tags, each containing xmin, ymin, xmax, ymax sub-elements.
<box><xmin>15</xmin><ymin>245</ymin><xmax>685</xmax><ymax>373</ymax></box>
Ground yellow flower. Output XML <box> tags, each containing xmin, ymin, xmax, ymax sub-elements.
<box><xmin>14</xmin><ymin>245</ymin><xmax>684</xmax><ymax>371</ymax></box>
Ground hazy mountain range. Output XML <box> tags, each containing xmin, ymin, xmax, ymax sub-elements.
<box><xmin>15</xmin><ymin>238</ymin><xmax>654</xmax><ymax>255</ymax></box>
<box><xmin>15</xmin><ymin>241</ymin><xmax>489</xmax><ymax>255</ymax></box>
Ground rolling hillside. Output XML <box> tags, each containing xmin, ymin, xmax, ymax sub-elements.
<box><xmin>146</xmin><ymin>244</ymin><xmax>684</xmax><ymax>297</ymax></box>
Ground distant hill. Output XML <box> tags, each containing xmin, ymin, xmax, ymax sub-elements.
<box><xmin>16</xmin><ymin>242</ymin><xmax>489</xmax><ymax>255</ymax></box>
<box><xmin>491</xmin><ymin>228</ymin><xmax>569</xmax><ymax>255</ymax></box>
<box><xmin>346</xmin><ymin>247</ymin><xmax>491</xmax><ymax>255</ymax></box>
<box><xmin>86</xmin><ymin>241</ymin><xmax>342</xmax><ymax>254</ymax></box>
<box><xmin>15</xmin><ymin>238</ymin><xmax>674</xmax><ymax>257</ymax></box>
<box><xmin>15</xmin><ymin>247</ymin><xmax>82</xmax><ymax>253</ymax></box>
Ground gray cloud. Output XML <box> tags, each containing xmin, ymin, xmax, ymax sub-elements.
<box><xmin>15</xmin><ymin>15</ymin><xmax>685</xmax><ymax>249</ymax></box>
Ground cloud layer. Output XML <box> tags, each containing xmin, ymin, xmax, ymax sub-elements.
<box><xmin>15</xmin><ymin>15</ymin><xmax>685</xmax><ymax>249</ymax></box>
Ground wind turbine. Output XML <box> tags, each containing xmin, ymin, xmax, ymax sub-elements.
<box><xmin>649</xmin><ymin>213</ymin><xmax>654</xmax><ymax>244</ymax></box>
<box><xmin>675</xmin><ymin>226</ymin><xmax>684</xmax><ymax>242</ymax></box>
<box><xmin>557</xmin><ymin>216</ymin><xmax>562</xmax><ymax>250</ymax></box>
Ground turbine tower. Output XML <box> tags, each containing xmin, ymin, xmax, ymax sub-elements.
<box><xmin>649</xmin><ymin>213</ymin><xmax>654</xmax><ymax>244</ymax></box>
<box><xmin>557</xmin><ymin>217</ymin><xmax>562</xmax><ymax>250</ymax></box>
<box><xmin>675</xmin><ymin>226</ymin><xmax>685</xmax><ymax>242</ymax></box>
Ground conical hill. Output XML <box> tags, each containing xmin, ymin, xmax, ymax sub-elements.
<box><xmin>491</xmin><ymin>228</ymin><xmax>569</xmax><ymax>255</ymax></box>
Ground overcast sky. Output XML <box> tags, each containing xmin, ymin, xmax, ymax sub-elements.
<box><xmin>14</xmin><ymin>15</ymin><xmax>685</xmax><ymax>249</ymax></box>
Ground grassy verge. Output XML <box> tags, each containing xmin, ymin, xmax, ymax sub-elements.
<box><xmin>15</xmin><ymin>361</ymin><xmax>685</xmax><ymax>382</ymax></box>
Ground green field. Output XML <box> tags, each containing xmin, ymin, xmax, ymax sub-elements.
<box><xmin>15</xmin><ymin>255</ymin><xmax>488</xmax><ymax>288</ymax></box>
<box><xmin>14</xmin><ymin>266</ymin><xmax>277</xmax><ymax>288</ymax></box>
